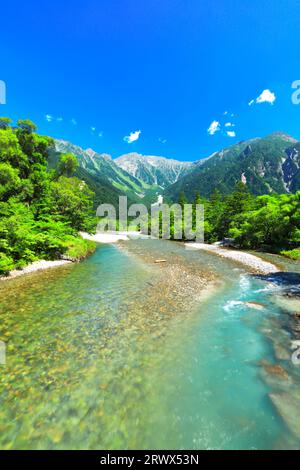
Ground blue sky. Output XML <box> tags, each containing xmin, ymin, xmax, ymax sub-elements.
<box><xmin>1</xmin><ymin>0</ymin><xmax>300</xmax><ymax>161</ymax></box>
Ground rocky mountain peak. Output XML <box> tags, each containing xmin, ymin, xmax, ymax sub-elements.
<box><xmin>85</xmin><ymin>148</ymin><xmax>96</xmax><ymax>158</ymax></box>
<box><xmin>267</xmin><ymin>131</ymin><xmax>298</xmax><ymax>143</ymax></box>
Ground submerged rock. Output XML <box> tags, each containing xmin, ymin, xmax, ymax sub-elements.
<box><xmin>224</xmin><ymin>300</ymin><xmax>266</xmax><ymax>311</ymax></box>
<box><xmin>259</xmin><ymin>360</ymin><xmax>290</xmax><ymax>381</ymax></box>
<box><xmin>274</xmin><ymin>296</ymin><xmax>300</xmax><ymax>315</ymax></box>
<box><xmin>270</xmin><ymin>391</ymin><xmax>300</xmax><ymax>439</ymax></box>
<box><xmin>244</xmin><ymin>301</ymin><xmax>266</xmax><ymax>310</ymax></box>
<box><xmin>273</xmin><ymin>342</ymin><xmax>291</xmax><ymax>361</ymax></box>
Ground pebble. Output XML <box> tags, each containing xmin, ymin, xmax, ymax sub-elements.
<box><xmin>185</xmin><ymin>243</ymin><xmax>279</xmax><ymax>275</ymax></box>
<box><xmin>0</xmin><ymin>260</ymin><xmax>72</xmax><ymax>282</ymax></box>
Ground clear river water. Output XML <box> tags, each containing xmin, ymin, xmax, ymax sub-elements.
<box><xmin>0</xmin><ymin>239</ymin><xmax>300</xmax><ymax>449</ymax></box>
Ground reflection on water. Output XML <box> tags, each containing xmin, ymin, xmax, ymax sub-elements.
<box><xmin>0</xmin><ymin>240</ymin><xmax>299</xmax><ymax>449</ymax></box>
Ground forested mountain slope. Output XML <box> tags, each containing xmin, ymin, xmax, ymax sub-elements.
<box><xmin>165</xmin><ymin>132</ymin><xmax>300</xmax><ymax>201</ymax></box>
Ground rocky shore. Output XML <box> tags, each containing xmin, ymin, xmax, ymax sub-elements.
<box><xmin>79</xmin><ymin>231</ymin><xmax>147</xmax><ymax>244</ymax></box>
<box><xmin>185</xmin><ymin>243</ymin><xmax>279</xmax><ymax>275</ymax></box>
<box><xmin>0</xmin><ymin>259</ymin><xmax>72</xmax><ymax>282</ymax></box>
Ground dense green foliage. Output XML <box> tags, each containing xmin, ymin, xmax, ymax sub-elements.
<box><xmin>177</xmin><ymin>182</ymin><xmax>300</xmax><ymax>257</ymax></box>
<box><xmin>0</xmin><ymin>119</ymin><xmax>96</xmax><ymax>275</ymax></box>
<box><xmin>280</xmin><ymin>248</ymin><xmax>300</xmax><ymax>260</ymax></box>
<box><xmin>165</xmin><ymin>133</ymin><xmax>300</xmax><ymax>200</ymax></box>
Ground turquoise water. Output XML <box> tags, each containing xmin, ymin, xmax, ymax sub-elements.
<box><xmin>0</xmin><ymin>240</ymin><xmax>299</xmax><ymax>449</ymax></box>
<box><xmin>153</xmin><ymin>274</ymin><xmax>284</xmax><ymax>449</ymax></box>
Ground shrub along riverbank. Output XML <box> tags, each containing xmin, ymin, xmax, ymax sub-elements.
<box><xmin>0</xmin><ymin>117</ymin><xmax>96</xmax><ymax>276</ymax></box>
<box><xmin>173</xmin><ymin>183</ymin><xmax>300</xmax><ymax>259</ymax></box>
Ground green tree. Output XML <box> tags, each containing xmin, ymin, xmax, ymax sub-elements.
<box><xmin>179</xmin><ymin>191</ymin><xmax>188</xmax><ymax>208</ymax></box>
<box><xmin>0</xmin><ymin>117</ymin><xmax>12</xmax><ymax>130</ymax></box>
<box><xmin>57</xmin><ymin>153</ymin><xmax>78</xmax><ymax>177</ymax></box>
<box><xmin>0</xmin><ymin>119</ymin><xmax>96</xmax><ymax>275</ymax></box>
<box><xmin>17</xmin><ymin>119</ymin><xmax>37</xmax><ymax>133</ymax></box>
<box><xmin>216</xmin><ymin>183</ymin><xmax>253</xmax><ymax>240</ymax></box>
<box><xmin>0</xmin><ymin>163</ymin><xmax>21</xmax><ymax>200</ymax></box>
<box><xmin>50</xmin><ymin>176</ymin><xmax>95</xmax><ymax>231</ymax></box>
<box><xmin>203</xmin><ymin>190</ymin><xmax>224</xmax><ymax>242</ymax></box>
<box><xmin>229</xmin><ymin>192</ymin><xmax>300</xmax><ymax>249</ymax></box>
<box><xmin>0</xmin><ymin>128</ymin><xmax>28</xmax><ymax>171</ymax></box>
<box><xmin>192</xmin><ymin>192</ymin><xmax>202</xmax><ymax>231</ymax></box>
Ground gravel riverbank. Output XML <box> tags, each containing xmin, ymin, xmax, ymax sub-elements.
<box><xmin>185</xmin><ymin>243</ymin><xmax>280</xmax><ymax>275</ymax></box>
<box><xmin>0</xmin><ymin>259</ymin><xmax>72</xmax><ymax>282</ymax></box>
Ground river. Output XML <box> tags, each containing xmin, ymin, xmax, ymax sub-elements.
<box><xmin>0</xmin><ymin>239</ymin><xmax>299</xmax><ymax>449</ymax></box>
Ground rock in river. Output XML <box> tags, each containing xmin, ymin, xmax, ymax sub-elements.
<box><xmin>270</xmin><ymin>391</ymin><xmax>300</xmax><ymax>439</ymax></box>
<box><xmin>259</xmin><ymin>360</ymin><xmax>290</xmax><ymax>381</ymax></box>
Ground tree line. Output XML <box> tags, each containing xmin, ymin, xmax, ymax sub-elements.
<box><xmin>178</xmin><ymin>182</ymin><xmax>300</xmax><ymax>259</ymax></box>
<box><xmin>0</xmin><ymin>117</ymin><xmax>96</xmax><ymax>275</ymax></box>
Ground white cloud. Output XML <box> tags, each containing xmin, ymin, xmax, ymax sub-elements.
<box><xmin>45</xmin><ymin>114</ymin><xmax>64</xmax><ymax>123</ymax></box>
<box><xmin>71</xmin><ymin>118</ymin><xmax>77</xmax><ymax>125</ymax></box>
<box><xmin>158</xmin><ymin>137</ymin><xmax>167</xmax><ymax>144</ymax></box>
<box><xmin>257</xmin><ymin>89</ymin><xmax>276</xmax><ymax>104</ymax></box>
<box><xmin>249</xmin><ymin>89</ymin><xmax>276</xmax><ymax>106</ymax></box>
<box><xmin>227</xmin><ymin>131</ymin><xmax>236</xmax><ymax>138</ymax></box>
<box><xmin>207</xmin><ymin>120</ymin><xmax>220</xmax><ymax>136</ymax></box>
<box><xmin>225</xmin><ymin>122</ymin><xmax>235</xmax><ymax>127</ymax></box>
<box><xmin>98</xmin><ymin>131</ymin><xmax>103</xmax><ymax>138</ymax></box>
<box><xmin>223</xmin><ymin>111</ymin><xmax>228</xmax><ymax>116</ymax></box>
<box><xmin>91</xmin><ymin>126</ymin><xmax>96</xmax><ymax>132</ymax></box>
<box><xmin>123</xmin><ymin>130</ymin><xmax>141</xmax><ymax>144</ymax></box>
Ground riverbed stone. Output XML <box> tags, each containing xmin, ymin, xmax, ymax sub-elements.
<box><xmin>270</xmin><ymin>391</ymin><xmax>300</xmax><ymax>439</ymax></box>
<box><xmin>259</xmin><ymin>360</ymin><xmax>290</xmax><ymax>381</ymax></box>
<box><xmin>273</xmin><ymin>342</ymin><xmax>291</xmax><ymax>361</ymax></box>
<box><xmin>274</xmin><ymin>296</ymin><xmax>300</xmax><ymax>314</ymax></box>
<box><xmin>244</xmin><ymin>301</ymin><xmax>266</xmax><ymax>310</ymax></box>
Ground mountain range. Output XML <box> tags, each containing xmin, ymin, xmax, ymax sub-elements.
<box><xmin>115</xmin><ymin>152</ymin><xmax>192</xmax><ymax>187</ymax></box>
<box><xmin>51</xmin><ymin>132</ymin><xmax>300</xmax><ymax>206</ymax></box>
<box><xmin>165</xmin><ymin>132</ymin><xmax>300</xmax><ymax>201</ymax></box>
<box><xmin>51</xmin><ymin>140</ymin><xmax>155</xmax><ymax>207</ymax></box>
